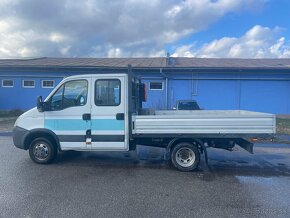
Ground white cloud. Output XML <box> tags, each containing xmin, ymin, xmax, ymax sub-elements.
<box><xmin>171</xmin><ymin>45</ymin><xmax>196</xmax><ymax>57</ymax></box>
<box><xmin>172</xmin><ymin>25</ymin><xmax>290</xmax><ymax>58</ymax></box>
<box><xmin>108</xmin><ymin>48</ymin><xmax>122</xmax><ymax>58</ymax></box>
<box><xmin>0</xmin><ymin>20</ymin><xmax>10</xmax><ymax>31</ymax></box>
<box><xmin>0</xmin><ymin>0</ymin><xmax>265</xmax><ymax>58</ymax></box>
<box><xmin>49</xmin><ymin>33</ymin><xmax>68</xmax><ymax>43</ymax></box>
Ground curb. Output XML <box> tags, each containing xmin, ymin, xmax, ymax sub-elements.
<box><xmin>0</xmin><ymin>132</ymin><xmax>13</xmax><ymax>136</ymax></box>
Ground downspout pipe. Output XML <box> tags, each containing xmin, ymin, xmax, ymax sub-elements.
<box><xmin>160</xmin><ymin>68</ymin><xmax>168</xmax><ymax>110</ymax></box>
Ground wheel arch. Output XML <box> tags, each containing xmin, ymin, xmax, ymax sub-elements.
<box><xmin>167</xmin><ymin>137</ymin><xmax>203</xmax><ymax>150</ymax></box>
<box><xmin>23</xmin><ymin>129</ymin><xmax>60</xmax><ymax>151</ymax></box>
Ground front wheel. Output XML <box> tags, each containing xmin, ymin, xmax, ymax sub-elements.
<box><xmin>29</xmin><ymin>137</ymin><xmax>57</xmax><ymax>164</ymax></box>
<box><xmin>171</xmin><ymin>142</ymin><xmax>200</xmax><ymax>171</ymax></box>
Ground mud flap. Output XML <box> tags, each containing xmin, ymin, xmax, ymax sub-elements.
<box><xmin>235</xmin><ymin>138</ymin><xmax>254</xmax><ymax>154</ymax></box>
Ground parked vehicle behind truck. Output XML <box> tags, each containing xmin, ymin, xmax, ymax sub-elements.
<box><xmin>173</xmin><ymin>100</ymin><xmax>201</xmax><ymax>110</ymax></box>
<box><xmin>13</xmin><ymin>69</ymin><xmax>276</xmax><ymax>171</ymax></box>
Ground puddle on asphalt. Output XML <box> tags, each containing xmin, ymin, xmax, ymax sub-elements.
<box><xmin>235</xmin><ymin>175</ymin><xmax>290</xmax><ymax>209</ymax></box>
<box><xmin>236</xmin><ymin>176</ymin><xmax>276</xmax><ymax>185</ymax></box>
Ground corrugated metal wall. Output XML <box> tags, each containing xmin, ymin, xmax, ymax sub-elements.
<box><xmin>1</xmin><ymin>70</ymin><xmax>290</xmax><ymax>114</ymax></box>
<box><xmin>143</xmin><ymin>72</ymin><xmax>290</xmax><ymax>114</ymax></box>
<box><xmin>0</xmin><ymin>72</ymin><xmax>63</xmax><ymax>110</ymax></box>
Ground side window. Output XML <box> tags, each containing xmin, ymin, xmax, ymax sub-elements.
<box><xmin>49</xmin><ymin>80</ymin><xmax>88</xmax><ymax>111</ymax></box>
<box><xmin>95</xmin><ymin>79</ymin><xmax>121</xmax><ymax>106</ymax></box>
<box><xmin>50</xmin><ymin>85</ymin><xmax>64</xmax><ymax>111</ymax></box>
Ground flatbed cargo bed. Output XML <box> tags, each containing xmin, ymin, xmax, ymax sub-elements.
<box><xmin>133</xmin><ymin>110</ymin><xmax>275</xmax><ymax>136</ymax></box>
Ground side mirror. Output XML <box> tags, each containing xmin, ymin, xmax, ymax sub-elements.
<box><xmin>37</xmin><ymin>96</ymin><xmax>44</xmax><ymax>112</ymax></box>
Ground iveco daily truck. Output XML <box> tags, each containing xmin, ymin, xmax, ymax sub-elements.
<box><xmin>13</xmin><ymin>69</ymin><xmax>276</xmax><ymax>171</ymax></box>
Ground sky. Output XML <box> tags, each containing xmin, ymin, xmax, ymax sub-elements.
<box><xmin>0</xmin><ymin>0</ymin><xmax>290</xmax><ymax>58</ymax></box>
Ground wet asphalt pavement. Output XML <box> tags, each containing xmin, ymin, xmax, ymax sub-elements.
<box><xmin>0</xmin><ymin>136</ymin><xmax>290</xmax><ymax>218</ymax></box>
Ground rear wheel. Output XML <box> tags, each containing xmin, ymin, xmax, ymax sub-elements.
<box><xmin>29</xmin><ymin>137</ymin><xmax>57</xmax><ymax>164</ymax></box>
<box><xmin>171</xmin><ymin>142</ymin><xmax>200</xmax><ymax>171</ymax></box>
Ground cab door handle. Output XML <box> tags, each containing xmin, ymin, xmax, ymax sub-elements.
<box><xmin>116</xmin><ymin>113</ymin><xmax>124</xmax><ymax>120</ymax></box>
<box><xmin>82</xmin><ymin>113</ymin><xmax>91</xmax><ymax>120</ymax></box>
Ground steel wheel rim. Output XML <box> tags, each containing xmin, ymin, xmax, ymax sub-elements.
<box><xmin>176</xmin><ymin>147</ymin><xmax>195</xmax><ymax>167</ymax></box>
<box><xmin>33</xmin><ymin>143</ymin><xmax>49</xmax><ymax>160</ymax></box>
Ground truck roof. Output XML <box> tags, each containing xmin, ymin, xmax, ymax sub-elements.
<box><xmin>63</xmin><ymin>73</ymin><xmax>128</xmax><ymax>80</ymax></box>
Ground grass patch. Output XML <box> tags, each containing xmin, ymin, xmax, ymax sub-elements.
<box><xmin>276</xmin><ymin>118</ymin><xmax>290</xmax><ymax>135</ymax></box>
<box><xmin>0</xmin><ymin>110</ymin><xmax>24</xmax><ymax>118</ymax></box>
<box><xmin>0</xmin><ymin>110</ymin><xmax>23</xmax><ymax>130</ymax></box>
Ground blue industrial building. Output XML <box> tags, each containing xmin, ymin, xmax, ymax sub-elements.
<box><xmin>0</xmin><ymin>57</ymin><xmax>290</xmax><ymax>114</ymax></box>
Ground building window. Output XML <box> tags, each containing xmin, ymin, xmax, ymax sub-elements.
<box><xmin>2</xmin><ymin>80</ymin><xmax>14</xmax><ymax>88</ymax></box>
<box><xmin>23</xmin><ymin>80</ymin><xmax>35</xmax><ymax>88</ymax></box>
<box><xmin>149</xmin><ymin>81</ymin><xmax>163</xmax><ymax>90</ymax></box>
<box><xmin>42</xmin><ymin>80</ymin><xmax>54</xmax><ymax>88</ymax></box>
<box><xmin>95</xmin><ymin>79</ymin><xmax>121</xmax><ymax>106</ymax></box>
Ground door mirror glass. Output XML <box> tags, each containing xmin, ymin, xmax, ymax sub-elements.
<box><xmin>37</xmin><ymin>96</ymin><xmax>44</xmax><ymax>112</ymax></box>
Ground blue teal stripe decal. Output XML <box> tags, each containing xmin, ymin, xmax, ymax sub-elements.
<box><xmin>91</xmin><ymin>119</ymin><xmax>124</xmax><ymax>131</ymax></box>
<box><xmin>44</xmin><ymin>119</ymin><xmax>124</xmax><ymax>131</ymax></box>
<box><xmin>44</xmin><ymin>119</ymin><xmax>90</xmax><ymax>131</ymax></box>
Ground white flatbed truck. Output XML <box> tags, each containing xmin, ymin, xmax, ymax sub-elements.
<box><xmin>13</xmin><ymin>69</ymin><xmax>276</xmax><ymax>171</ymax></box>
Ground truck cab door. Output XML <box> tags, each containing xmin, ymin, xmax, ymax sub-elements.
<box><xmin>90</xmin><ymin>75</ymin><xmax>129</xmax><ymax>150</ymax></box>
<box><xmin>44</xmin><ymin>78</ymin><xmax>91</xmax><ymax>150</ymax></box>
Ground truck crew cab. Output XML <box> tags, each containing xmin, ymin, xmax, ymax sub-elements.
<box><xmin>13</xmin><ymin>69</ymin><xmax>276</xmax><ymax>171</ymax></box>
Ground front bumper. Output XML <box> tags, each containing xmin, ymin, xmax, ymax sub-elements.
<box><xmin>13</xmin><ymin>126</ymin><xmax>29</xmax><ymax>150</ymax></box>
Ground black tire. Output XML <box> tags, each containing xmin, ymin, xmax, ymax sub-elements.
<box><xmin>171</xmin><ymin>142</ymin><xmax>200</xmax><ymax>172</ymax></box>
<box><xmin>29</xmin><ymin>137</ymin><xmax>57</xmax><ymax>164</ymax></box>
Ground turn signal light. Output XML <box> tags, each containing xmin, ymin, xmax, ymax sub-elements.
<box><xmin>250</xmin><ymin>138</ymin><xmax>258</xmax><ymax>142</ymax></box>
